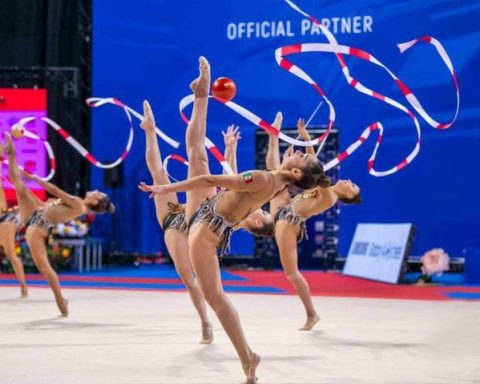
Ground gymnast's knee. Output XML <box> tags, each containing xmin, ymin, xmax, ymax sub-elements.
<box><xmin>285</xmin><ymin>270</ymin><xmax>301</xmax><ymax>281</ymax></box>
<box><xmin>187</xmin><ymin>149</ymin><xmax>208</xmax><ymax>165</ymax></box>
<box><xmin>203</xmin><ymin>289</ymin><xmax>226</xmax><ymax>309</ymax></box>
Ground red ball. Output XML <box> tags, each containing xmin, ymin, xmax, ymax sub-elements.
<box><xmin>211</xmin><ymin>77</ymin><xmax>237</xmax><ymax>101</ymax></box>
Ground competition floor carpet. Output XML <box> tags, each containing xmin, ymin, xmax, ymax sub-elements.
<box><xmin>1</xmin><ymin>266</ymin><xmax>479</xmax><ymax>384</ymax></box>
<box><xmin>1</xmin><ymin>264</ymin><xmax>479</xmax><ymax>301</ymax></box>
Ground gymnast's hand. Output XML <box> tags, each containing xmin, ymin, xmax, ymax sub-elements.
<box><xmin>297</xmin><ymin>118</ymin><xmax>310</xmax><ymax>140</ymax></box>
<box><xmin>138</xmin><ymin>181</ymin><xmax>171</xmax><ymax>197</ymax></box>
<box><xmin>222</xmin><ymin>125</ymin><xmax>241</xmax><ymax>148</ymax></box>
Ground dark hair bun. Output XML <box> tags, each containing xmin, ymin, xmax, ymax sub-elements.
<box><xmin>317</xmin><ymin>175</ymin><xmax>331</xmax><ymax>188</ymax></box>
<box><xmin>293</xmin><ymin>159</ymin><xmax>329</xmax><ymax>190</ymax></box>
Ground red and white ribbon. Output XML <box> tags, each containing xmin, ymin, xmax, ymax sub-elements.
<box><xmin>1</xmin><ymin>126</ymin><xmax>56</xmax><ymax>181</ymax></box>
<box><xmin>1</xmin><ymin>175</ymin><xmax>15</xmax><ymax>189</ymax></box>
<box><xmin>163</xmin><ymin>154</ymin><xmax>189</xmax><ymax>182</ymax></box>
<box><xmin>179</xmin><ymin>94</ymin><xmax>331</xmax><ymax>149</ymax></box>
<box><xmin>177</xmin><ymin>0</ymin><xmax>459</xmax><ymax>177</ymax></box>
<box><xmin>281</xmin><ymin>0</ymin><xmax>459</xmax><ymax>175</ymax></box>
<box><xmin>7</xmin><ymin>97</ymin><xmax>180</xmax><ymax>181</ymax></box>
<box><xmin>87</xmin><ymin>97</ymin><xmax>180</xmax><ymax>149</ymax></box>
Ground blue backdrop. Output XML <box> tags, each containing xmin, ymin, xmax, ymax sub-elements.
<box><xmin>92</xmin><ymin>0</ymin><xmax>480</xmax><ymax>258</ymax></box>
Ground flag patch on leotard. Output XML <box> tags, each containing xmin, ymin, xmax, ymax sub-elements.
<box><xmin>243</xmin><ymin>172</ymin><xmax>253</xmax><ymax>184</ymax></box>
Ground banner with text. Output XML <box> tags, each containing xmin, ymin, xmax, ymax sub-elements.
<box><xmin>343</xmin><ymin>223</ymin><xmax>412</xmax><ymax>284</ymax></box>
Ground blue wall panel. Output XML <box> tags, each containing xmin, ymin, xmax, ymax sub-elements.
<box><xmin>92</xmin><ymin>0</ymin><xmax>480</xmax><ymax>257</ymax></box>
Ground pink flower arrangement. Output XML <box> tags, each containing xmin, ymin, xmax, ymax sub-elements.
<box><xmin>421</xmin><ymin>248</ymin><xmax>450</xmax><ymax>277</ymax></box>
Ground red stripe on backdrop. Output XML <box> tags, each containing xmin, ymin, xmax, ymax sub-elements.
<box><xmin>0</xmin><ymin>274</ymin><xmax>274</xmax><ymax>287</ymax></box>
<box><xmin>0</xmin><ymin>88</ymin><xmax>47</xmax><ymax>110</ymax></box>
<box><xmin>4</xmin><ymin>189</ymin><xmax>45</xmax><ymax>203</ymax></box>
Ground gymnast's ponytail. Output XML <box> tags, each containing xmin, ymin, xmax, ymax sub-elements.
<box><xmin>317</xmin><ymin>174</ymin><xmax>331</xmax><ymax>188</ymax></box>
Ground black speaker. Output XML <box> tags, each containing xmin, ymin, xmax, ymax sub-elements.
<box><xmin>254</xmin><ymin>127</ymin><xmax>339</xmax><ymax>269</ymax></box>
<box><xmin>103</xmin><ymin>163</ymin><xmax>123</xmax><ymax>188</ymax></box>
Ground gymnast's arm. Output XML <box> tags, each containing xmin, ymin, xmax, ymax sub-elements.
<box><xmin>266</xmin><ymin>112</ymin><xmax>283</xmax><ymax>171</ymax></box>
<box><xmin>297</xmin><ymin>118</ymin><xmax>316</xmax><ymax>156</ymax></box>
<box><xmin>21</xmin><ymin>171</ymin><xmax>83</xmax><ymax>210</ymax></box>
<box><xmin>139</xmin><ymin>170</ymin><xmax>272</xmax><ymax>195</ymax></box>
<box><xmin>265</xmin><ymin>112</ymin><xmax>290</xmax><ymax>213</ymax></box>
<box><xmin>223</xmin><ymin>125</ymin><xmax>241</xmax><ymax>175</ymax></box>
<box><xmin>0</xmin><ymin>170</ymin><xmax>6</xmax><ymax>211</ymax></box>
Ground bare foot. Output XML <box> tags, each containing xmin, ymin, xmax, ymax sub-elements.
<box><xmin>58</xmin><ymin>298</ymin><xmax>69</xmax><ymax>317</ymax></box>
<box><xmin>272</xmin><ymin>111</ymin><xmax>283</xmax><ymax>130</ymax></box>
<box><xmin>299</xmin><ymin>313</ymin><xmax>320</xmax><ymax>331</ymax></box>
<box><xmin>189</xmin><ymin>56</ymin><xmax>210</xmax><ymax>98</ymax></box>
<box><xmin>20</xmin><ymin>285</ymin><xmax>28</xmax><ymax>298</ymax></box>
<box><xmin>200</xmin><ymin>323</ymin><xmax>213</xmax><ymax>345</ymax></box>
<box><xmin>140</xmin><ymin>100</ymin><xmax>156</xmax><ymax>132</ymax></box>
<box><xmin>243</xmin><ymin>352</ymin><xmax>261</xmax><ymax>384</ymax></box>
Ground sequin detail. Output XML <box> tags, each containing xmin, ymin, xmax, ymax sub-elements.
<box><xmin>162</xmin><ymin>202</ymin><xmax>188</xmax><ymax>234</ymax></box>
<box><xmin>188</xmin><ymin>195</ymin><xmax>236</xmax><ymax>260</ymax></box>
<box><xmin>274</xmin><ymin>204</ymin><xmax>307</xmax><ymax>242</ymax></box>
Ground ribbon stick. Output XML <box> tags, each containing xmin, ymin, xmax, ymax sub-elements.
<box><xmin>305</xmin><ymin>101</ymin><xmax>323</xmax><ymax>129</ymax></box>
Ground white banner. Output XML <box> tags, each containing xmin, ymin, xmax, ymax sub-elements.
<box><xmin>343</xmin><ymin>223</ymin><xmax>412</xmax><ymax>284</ymax></box>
